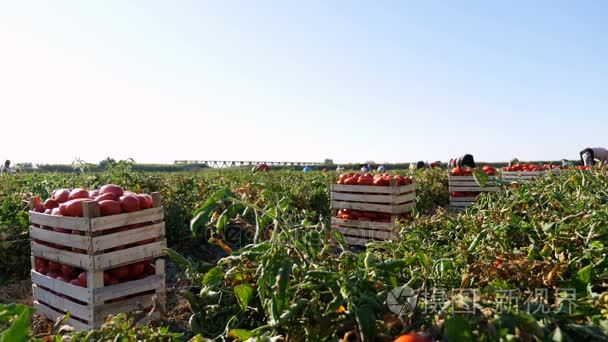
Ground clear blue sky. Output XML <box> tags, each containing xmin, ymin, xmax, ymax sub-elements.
<box><xmin>1</xmin><ymin>1</ymin><xmax>606</xmax><ymax>164</ymax></box>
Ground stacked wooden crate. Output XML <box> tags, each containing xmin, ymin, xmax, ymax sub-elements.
<box><xmin>501</xmin><ymin>170</ymin><xmax>547</xmax><ymax>183</ymax></box>
<box><xmin>449</xmin><ymin>175</ymin><xmax>498</xmax><ymax>209</ymax></box>
<box><xmin>29</xmin><ymin>193</ymin><xmax>166</xmax><ymax>331</ymax></box>
<box><xmin>331</xmin><ymin>179</ymin><xmax>415</xmax><ymax>246</ymax></box>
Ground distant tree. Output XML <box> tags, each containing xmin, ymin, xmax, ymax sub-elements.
<box><xmin>99</xmin><ymin>157</ymin><xmax>117</xmax><ymax>169</ymax></box>
<box><xmin>323</xmin><ymin>159</ymin><xmax>334</xmax><ymax>165</ymax></box>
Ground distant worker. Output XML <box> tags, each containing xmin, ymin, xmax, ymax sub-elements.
<box><xmin>509</xmin><ymin>158</ymin><xmax>519</xmax><ymax>167</ymax></box>
<box><xmin>430</xmin><ymin>161</ymin><xmax>441</xmax><ymax>168</ymax></box>
<box><xmin>302</xmin><ymin>166</ymin><xmax>312</xmax><ymax>172</ymax></box>
<box><xmin>416</xmin><ymin>161</ymin><xmax>427</xmax><ymax>169</ymax></box>
<box><xmin>360</xmin><ymin>165</ymin><xmax>369</xmax><ymax>172</ymax></box>
<box><xmin>377</xmin><ymin>165</ymin><xmax>386</xmax><ymax>173</ymax></box>
<box><xmin>1</xmin><ymin>160</ymin><xmax>12</xmax><ymax>175</ymax></box>
<box><xmin>455</xmin><ymin>154</ymin><xmax>476</xmax><ymax>168</ymax></box>
<box><xmin>561</xmin><ymin>159</ymin><xmax>569</xmax><ymax>168</ymax></box>
<box><xmin>336</xmin><ymin>165</ymin><xmax>344</xmax><ymax>173</ymax></box>
<box><xmin>580</xmin><ymin>147</ymin><xmax>608</xmax><ymax>166</ymax></box>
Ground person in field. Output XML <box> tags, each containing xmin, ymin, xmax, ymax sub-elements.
<box><xmin>454</xmin><ymin>154</ymin><xmax>476</xmax><ymax>168</ymax></box>
<box><xmin>580</xmin><ymin>147</ymin><xmax>608</xmax><ymax>166</ymax></box>
<box><xmin>1</xmin><ymin>160</ymin><xmax>12</xmax><ymax>175</ymax></box>
<box><xmin>377</xmin><ymin>165</ymin><xmax>386</xmax><ymax>172</ymax></box>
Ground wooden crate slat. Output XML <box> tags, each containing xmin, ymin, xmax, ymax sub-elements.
<box><xmin>31</xmin><ymin>241</ymin><xmax>93</xmax><ymax>269</ymax></box>
<box><xmin>89</xmin><ymin>207</ymin><xmax>164</xmax><ymax>232</ymax></box>
<box><xmin>501</xmin><ymin>171</ymin><xmax>547</xmax><ymax>176</ymax></box>
<box><xmin>336</xmin><ymin>227</ymin><xmax>394</xmax><ymax>240</ymax></box>
<box><xmin>448</xmin><ymin>180</ymin><xmax>498</xmax><ymax>186</ymax></box>
<box><xmin>330</xmin><ymin>217</ymin><xmax>393</xmax><ymax>231</ymax></box>
<box><xmin>33</xmin><ymin>285</ymin><xmax>91</xmax><ymax>320</ymax></box>
<box><xmin>331</xmin><ymin>192</ymin><xmax>415</xmax><ymax>204</ymax></box>
<box><xmin>448</xmin><ymin>186</ymin><xmax>499</xmax><ymax>192</ymax></box>
<box><xmin>30</xmin><ymin>226</ymin><xmax>91</xmax><ymax>250</ymax></box>
<box><xmin>92</xmin><ymin>223</ymin><xmax>165</xmax><ymax>252</ymax></box>
<box><xmin>93</xmin><ymin>275</ymin><xmax>164</xmax><ymax>302</ymax></box>
<box><xmin>94</xmin><ymin>294</ymin><xmax>155</xmax><ymax>318</ymax></box>
<box><xmin>31</xmin><ymin>270</ymin><xmax>92</xmax><ymax>302</ymax></box>
<box><xmin>331</xmin><ymin>200</ymin><xmax>414</xmax><ymax>214</ymax></box>
<box><xmin>93</xmin><ymin>241</ymin><xmax>166</xmax><ymax>269</ymax></box>
<box><xmin>331</xmin><ymin>182</ymin><xmax>415</xmax><ymax>194</ymax></box>
<box><xmin>34</xmin><ymin>302</ymin><xmax>91</xmax><ymax>331</ymax></box>
<box><xmin>449</xmin><ymin>196</ymin><xmax>478</xmax><ymax>202</ymax></box>
<box><xmin>29</xmin><ymin>212</ymin><xmax>90</xmax><ymax>231</ymax></box>
<box><xmin>342</xmin><ymin>235</ymin><xmax>372</xmax><ymax>246</ymax></box>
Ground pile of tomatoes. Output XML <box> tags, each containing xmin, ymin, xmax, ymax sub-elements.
<box><xmin>33</xmin><ymin>257</ymin><xmax>156</xmax><ymax>289</ymax></box>
<box><xmin>450</xmin><ymin>165</ymin><xmax>496</xmax><ymax>176</ymax></box>
<box><xmin>577</xmin><ymin>165</ymin><xmax>592</xmax><ymax>171</ymax></box>
<box><xmin>336</xmin><ymin>209</ymin><xmax>412</xmax><ymax>223</ymax></box>
<box><xmin>336</xmin><ymin>173</ymin><xmax>413</xmax><ymax>186</ymax></box>
<box><xmin>31</xmin><ymin>184</ymin><xmax>154</xmax><ymax>217</ymax></box>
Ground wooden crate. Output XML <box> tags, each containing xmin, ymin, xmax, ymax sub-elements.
<box><xmin>501</xmin><ymin>170</ymin><xmax>547</xmax><ymax>183</ymax></box>
<box><xmin>331</xmin><ymin>180</ymin><xmax>415</xmax><ymax>246</ymax></box>
<box><xmin>449</xmin><ymin>175</ymin><xmax>498</xmax><ymax>209</ymax></box>
<box><xmin>29</xmin><ymin>193</ymin><xmax>166</xmax><ymax>330</ymax></box>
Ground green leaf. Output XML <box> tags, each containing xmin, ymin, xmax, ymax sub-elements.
<box><xmin>203</xmin><ymin>267</ymin><xmax>225</xmax><ymax>287</ymax></box>
<box><xmin>444</xmin><ymin>315</ymin><xmax>473</xmax><ymax>342</ymax></box>
<box><xmin>228</xmin><ymin>329</ymin><xmax>256</xmax><ymax>341</ymax></box>
<box><xmin>354</xmin><ymin>303</ymin><xmax>376</xmax><ymax>341</ymax></box>
<box><xmin>0</xmin><ymin>304</ymin><xmax>33</xmax><ymax>342</ymax></box>
<box><xmin>164</xmin><ymin>247</ymin><xmax>194</xmax><ymax>271</ymax></box>
<box><xmin>568</xmin><ymin>264</ymin><xmax>594</xmax><ymax>296</ymax></box>
<box><xmin>190</xmin><ymin>202</ymin><xmax>219</xmax><ymax>237</ymax></box>
<box><xmin>234</xmin><ymin>283</ymin><xmax>254</xmax><ymax>311</ymax></box>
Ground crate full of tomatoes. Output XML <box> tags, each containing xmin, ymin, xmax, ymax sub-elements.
<box><xmin>501</xmin><ymin>163</ymin><xmax>560</xmax><ymax>182</ymax></box>
<box><xmin>331</xmin><ymin>173</ymin><xmax>415</xmax><ymax>246</ymax></box>
<box><xmin>29</xmin><ymin>184</ymin><xmax>166</xmax><ymax>331</ymax></box>
<box><xmin>449</xmin><ymin>166</ymin><xmax>499</xmax><ymax>209</ymax></box>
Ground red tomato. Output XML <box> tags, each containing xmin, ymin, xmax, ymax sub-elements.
<box><xmin>35</xmin><ymin>257</ymin><xmax>48</xmax><ymax>270</ymax></box>
<box><xmin>136</xmin><ymin>194</ymin><xmax>151</xmax><ymax>209</ymax></box>
<box><xmin>94</xmin><ymin>193</ymin><xmax>118</xmax><ymax>202</ymax></box>
<box><xmin>32</xmin><ymin>204</ymin><xmax>45</xmax><ymax>213</ymax></box>
<box><xmin>61</xmin><ymin>264</ymin><xmax>76</xmax><ymax>278</ymax></box>
<box><xmin>110</xmin><ymin>266</ymin><xmax>130</xmax><ymax>280</ymax></box>
<box><xmin>357</xmin><ymin>177</ymin><xmax>374</xmax><ymax>185</ymax></box>
<box><xmin>56</xmin><ymin>276</ymin><xmax>69</xmax><ymax>283</ymax></box>
<box><xmin>78</xmin><ymin>272</ymin><xmax>87</xmax><ymax>287</ymax></box>
<box><xmin>394</xmin><ymin>332</ymin><xmax>431</xmax><ymax>342</ymax></box>
<box><xmin>144</xmin><ymin>263</ymin><xmax>156</xmax><ymax>276</ymax></box>
<box><xmin>89</xmin><ymin>189</ymin><xmax>100</xmax><ymax>198</ymax></box>
<box><xmin>48</xmin><ymin>261</ymin><xmax>61</xmax><ymax>272</ymax></box>
<box><xmin>62</xmin><ymin>198</ymin><xmax>89</xmax><ymax>217</ymax></box>
<box><xmin>100</xmin><ymin>184</ymin><xmax>125</xmax><ymax>198</ymax></box>
<box><xmin>38</xmin><ymin>266</ymin><xmax>48</xmax><ymax>275</ymax></box>
<box><xmin>450</xmin><ymin>167</ymin><xmax>464</xmax><ymax>176</ymax></box>
<box><xmin>43</xmin><ymin>199</ymin><xmax>59</xmax><ymax>210</ymax></box>
<box><xmin>128</xmin><ymin>262</ymin><xmax>145</xmax><ymax>278</ymax></box>
<box><xmin>69</xmin><ymin>279</ymin><xmax>81</xmax><ymax>286</ymax></box>
<box><xmin>52</xmin><ymin>189</ymin><xmax>70</xmax><ymax>204</ymax></box>
<box><xmin>119</xmin><ymin>195</ymin><xmax>140</xmax><ymax>213</ymax></box>
<box><xmin>344</xmin><ymin>177</ymin><xmax>358</xmax><ymax>185</ymax></box>
<box><xmin>99</xmin><ymin>200</ymin><xmax>122</xmax><ymax>216</ymax></box>
<box><xmin>46</xmin><ymin>271</ymin><xmax>60</xmax><ymax>279</ymax></box>
<box><xmin>68</xmin><ymin>188</ymin><xmax>90</xmax><ymax>200</ymax></box>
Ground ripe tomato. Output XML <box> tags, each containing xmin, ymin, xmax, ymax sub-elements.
<box><xmin>52</xmin><ymin>189</ymin><xmax>70</xmax><ymax>204</ymax></box>
<box><xmin>47</xmin><ymin>271</ymin><xmax>60</xmax><ymax>279</ymax></box>
<box><xmin>43</xmin><ymin>199</ymin><xmax>59</xmax><ymax>210</ymax></box>
<box><xmin>69</xmin><ymin>279</ymin><xmax>81</xmax><ymax>286</ymax></box>
<box><xmin>61</xmin><ymin>264</ymin><xmax>77</xmax><ymax>279</ymax></box>
<box><xmin>62</xmin><ymin>198</ymin><xmax>89</xmax><ymax>217</ymax></box>
<box><xmin>89</xmin><ymin>189</ymin><xmax>100</xmax><ymax>198</ymax></box>
<box><xmin>35</xmin><ymin>257</ymin><xmax>48</xmax><ymax>270</ymax></box>
<box><xmin>357</xmin><ymin>177</ymin><xmax>374</xmax><ymax>185</ymax></box>
<box><xmin>48</xmin><ymin>261</ymin><xmax>61</xmax><ymax>272</ymax></box>
<box><xmin>94</xmin><ymin>193</ymin><xmax>118</xmax><ymax>202</ymax></box>
<box><xmin>144</xmin><ymin>263</ymin><xmax>156</xmax><ymax>276</ymax></box>
<box><xmin>68</xmin><ymin>188</ymin><xmax>90</xmax><ymax>201</ymax></box>
<box><xmin>99</xmin><ymin>200</ymin><xmax>122</xmax><ymax>216</ymax></box>
<box><xmin>110</xmin><ymin>266</ymin><xmax>130</xmax><ymax>280</ymax></box>
<box><xmin>137</xmin><ymin>194</ymin><xmax>153</xmax><ymax>209</ymax></box>
<box><xmin>100</xmin><ymin>184</ymin><xmax>125</xmax><ymax>198</ymax></box>
<box><xmin>393</xmin><ymin>332</ymin><xmax>431</xmax><ymax>342</ymax></box>
<box><xmin>128</xmin><ymin>262</ymin><xmax>145</xmax><ymax>278</ymax></box>
<box><xmin>78</xmin><ymin>272</ymin><xmax>87</xmax><ymax>287</ymax></box>
<box><xmin>451</xmin><ymin>167</ymin><xmax>464</xmax><ymax>176</ymax></box>
<box><xmin>119</xmin><ymin>195</ymin><xmax>140</xmax><ymax>213</ymax></box>
<box><xmin>344</xmin><ymin>177</ymin><xmax>358</xmax><ymax>185</ymax></box>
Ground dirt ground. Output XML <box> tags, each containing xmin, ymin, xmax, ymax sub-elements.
<box><xmin>0</xmin><ymin>261</ymin><xmax>195</xmax><ymax>338</ymax></box>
